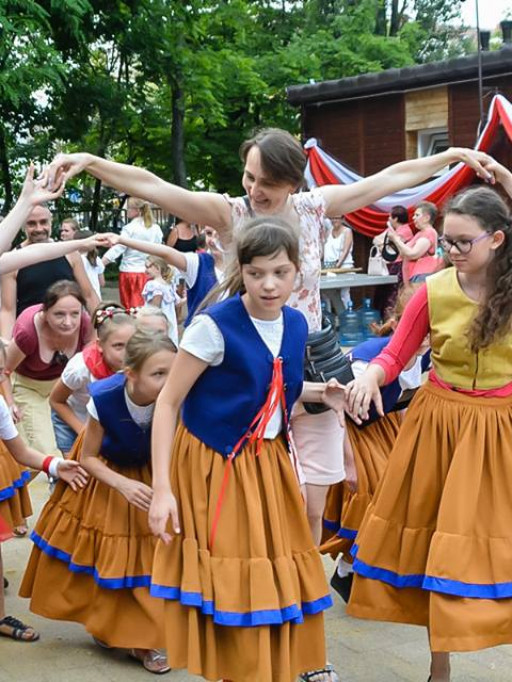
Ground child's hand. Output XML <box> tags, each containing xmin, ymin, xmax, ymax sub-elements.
<box><xmin>19</xmin><ymin>163</ymin><xmax>65</xmax><ymax>206</ymax></box>
<box><xmin>322</xmin><ymin>379</ymin><xmax>347</xmax><ymax>426</ymax></box>
<box><xmin>119</xmin><ymin>479</ymin><xmax>153</xmax><ymax>511</ymax></box>
<box><xmin>149</xmin><ymin>489</ymin><xmax>181</xmax><ymax>544</ymax></box>
<box><xmin>56</xmin><ymin>460</ymin><xmax>89</xmax><ymax>491</ymax></box>
<box><xmin>345</xmin><ymin>375</ymin><xmax>383</xmax><ymax>424</ymax></box>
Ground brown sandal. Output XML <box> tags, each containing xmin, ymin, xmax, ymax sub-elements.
<box><xmin>128</xmin><ymin>648</ymin><xmax>171</xmax><ymax>674</ymax></box>
<box><xmin>0</xmin><ymin>616</ymin><xmax>40</xmax><ymax>642</ymax></box>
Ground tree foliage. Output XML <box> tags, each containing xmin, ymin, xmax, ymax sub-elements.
<box><xmin>0</xmin><ymin>0</ymin><xmax>472</xmax><ymax>216</ymax></box>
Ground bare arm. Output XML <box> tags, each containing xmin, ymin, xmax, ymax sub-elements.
<box><xmin>337</xmin><ymin>229</ymin><xmax>353</xmax><ymax>265</ymax></box>
<box><xmin>481</xmin><ymin>158</ymin><xmax>512</xmax><ymax>198</ymax></box>
<box><xmin>149</xmin><ymin>349</ymin><xmax>209</xmax><ymax>541</ymax></box>
<box><xmin>49</xmin><ymin>380</ymin><xmax>85</xmax><ymax>434</ymax></box>
<box><xmin>68</xmin><ymin>252</ymin><xmax>100</xmax><ymax>315</ymax></box>
<box><xmin>80</xmin><ymin>415</ymin><xmax>153</xmax><ymax>511</ymax></box>
<box><xmin>44</xmin><ymin>153</ymin><xmax>233</xmax><ymax>236</ymax></box>
<box><xmin>321</xmin><ymin>148</ymin><xmax>494</xmax><ymax>217</ymax></box>
<box><xmin>0</xmin><ymin>272</ymin><xmax>17</xmax><ymax>338</ymax></box>
<box><xmin>4</xmin><ymin>340</ymin><xmax>29</xmax><ymax>420</ymax></box>
<box><xmin>0</xmin><ymin>235</ymin><xmax>106</xmax><ymax>275</ymax></box>
<box><xmin>4</xmin><ymin>435</ymin><xmax>88</xmax><ymax>490</ymax></box>
<box><xmin>104</xmin><ymin>232</ymin><xmax>188</xmax><ymax>271</ymax></box>
<box><xmin>388</xmin><ymin>232</ymin><xmax>431</xmax><ymax>260</ymax></box>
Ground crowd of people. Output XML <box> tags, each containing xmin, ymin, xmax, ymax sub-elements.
<box><xmin>0</xmin><ymin>130</ymin><xmax>511</xmax><ymax>682</ymax></box>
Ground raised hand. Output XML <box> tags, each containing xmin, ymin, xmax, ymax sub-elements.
<box><xmin>56</xmin><ymin>460</ymin><xmax>89</xmax><ymax>491</ymax></box>
<box><xmin>40</xmin><ymin>153</ymin><xmax>91</xmax><ymax>192</ymax></box>
<box><xmin>149</xmin><ymin>489</ymin><xmax>181</xmax><ymax>544</ymax></box>
<box><xmin>455</xmin><ymin>148</ymin><xmax>495</xmax><ymax>183</ymax></box>
<box><xmin>99</xmin><ymin>232</ymin><xmax>121</xmax><ymax>247</ymax></box>
<box><xmin>19</xmin><ymin>163</ymin><xmax>66</xmax><ymax>206</ymax></box>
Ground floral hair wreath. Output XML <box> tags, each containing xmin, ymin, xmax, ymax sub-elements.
<box><xmin>95</xmin><ymin>306</ymin><xmax>139</xmax><ymax>327</ymax></box>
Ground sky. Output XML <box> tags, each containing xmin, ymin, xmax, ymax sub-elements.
<box><xmin>460</xmin><ymin>0</ymin><xmax>512</xmax><ymax>30</ymax></box>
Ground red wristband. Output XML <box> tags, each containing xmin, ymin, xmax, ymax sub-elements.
<box><xmin>42</xmin><ymin>456</ymin><xmax>54</xmax><ymax>475</ymax></box>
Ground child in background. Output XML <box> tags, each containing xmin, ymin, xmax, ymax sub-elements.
<box><xmin>142</xmin><ymin>256</ymin><xmax>181</xmax><ymax>345</ymax></box>
<box><xmin>149</xmin><ymin>217</ymin><xmax>345</xmax><ymax>682</ymax></box>
<box><xmin>77</xmin><ymin>229</ymin><xmax>105</xmax><ymax>300</ymax></box>
<box><xmin>136</xmin><ymin>306</ymin><xmax>171</xmax><ymax>336</ymax></box>
<box><xmin>20</xmin><ymin>330</ymin><xmax>177</xmax><ymax>673</ymax></box>
<box><xmin>50</xmin><ymin>303</ymin><xmax>137</xmax><ymax>456</ymax></box>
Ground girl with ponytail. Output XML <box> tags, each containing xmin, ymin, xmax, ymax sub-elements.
<box><xmin>343</xmin><ymin>178</ymin><xmax>512</xmax><ymax>682</ymax></box>
<box><xmin>102</xmin><ymin>197</ymin><xmax>163</xmax><ymax>308</ymax></box>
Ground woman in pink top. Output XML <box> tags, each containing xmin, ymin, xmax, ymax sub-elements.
<box><xmin>387</xmin><ymin>200</ymin><xmax>441</xmax><ymax>283</ymax></box>
<box><xmin>4</xmin><ymin>280</ymin><xmax>92</xmax><ymax>457</ymax></box>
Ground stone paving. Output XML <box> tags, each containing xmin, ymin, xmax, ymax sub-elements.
<box><xmin>2</xmin><ymin>480</ymin><xmax>512</xmax><ymax>682</ymax></box>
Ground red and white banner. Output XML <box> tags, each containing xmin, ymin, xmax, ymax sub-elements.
<box><xmin>304</xmin><ymin>94</ymin><xmax>512</xmax><ymax>237</ymax></box>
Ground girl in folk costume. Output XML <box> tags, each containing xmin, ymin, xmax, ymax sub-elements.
<box><xmin>20</xmin><ymin>330</ymin><xmax>177</xmax><ymax>674</ymax></box>
<box><xmin>148</xmin><ymin>218</ymin><xmax>345</xmax><ymax>682</ymax></box>
<box><xmin>344</xmin><ymin>183</ymin><xmax>512</xmax><ymax>682</ymax></box>
<box><xmin>0</xmin><ymin>341</ymin><xmax>87</xmax><ymax>642</ymax></box>
<box><xmin>102</xmin><ymin>197</ymin><xmax>163</xmax><ymax>308</ymax></box>
<box><xmin>50</xmin><ymin>303</ymin><xmax>137</xmax><ymax>456</ymax></box>
<box><xmin>321</xmin><ymin>287</ymin><xmax>430</xmax><ymax>603</ymax></box>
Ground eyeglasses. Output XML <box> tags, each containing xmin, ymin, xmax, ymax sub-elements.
<box><xmin>51</xmin><ymin>350</ymin><xmax>69</xmax><ymax>367</ymax></box>
<box><xmin>438</xmin><ymin>233</ymin><xmax>491</xmax><ymax>255</ymax></box>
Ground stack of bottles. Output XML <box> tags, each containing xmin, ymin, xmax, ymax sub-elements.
<box><xmin>338</xmin><ymin>298</ymin><xmax>381</xmax><ymax>347</ymax></box>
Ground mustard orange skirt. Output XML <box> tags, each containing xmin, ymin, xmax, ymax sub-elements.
<box><xmin>0</xmin><ymin>440</ymin><xmax>32</xmax><ymax>537</ymax></box>
<box><xmin>19</xmin><ymin>435</ymin><xmax>164</xmax><ymax>649</ymax></box>
<box><xmin>347</xmin><ymin>382</ymin><xmax>512</xmax><ymax>652</ymax></box>
<box><xmin>150</xmin><ymin>425</ymin><xmax>331</xmax><ymax>682</ymax></box>
<box><xmin>320</xmin><ymin>412</ymin><xmax>402</xmax><ymax>560</ymax></box>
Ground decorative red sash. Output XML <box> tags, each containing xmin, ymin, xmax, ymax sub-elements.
<box><xmin>0</xmin><ymin>514</ymin><xmax>13</xmax><ymax>542</ymax></box>
<box><xmin>209</xmin><ymin>357</ymin><xmax>299</xmax><ymax>550</ymax></box>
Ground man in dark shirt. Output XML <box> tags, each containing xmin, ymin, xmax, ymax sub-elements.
<box><xmin>0</xmin><ymin>205</ymin><xmax>99</xmax><ymax>337</ymax></box>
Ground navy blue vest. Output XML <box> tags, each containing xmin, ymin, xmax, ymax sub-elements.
<box><xmin>182</xmin><ymin>294</ymin><xmax>308</xmax><ymax>458</ymax></box>
<box><xmin>350</xmin><ymin>337</ymin><xmax>402</xmax><ymax>427</ymax></box>
<box><xmin>184</xmin><ymin>252</ymin><xmax>218</xmax><ymax>326</ymax></box>
<box><xmin>89</xmin><ymin>373</ymin><xmax>152</xmax><ymax>467</ymax></box>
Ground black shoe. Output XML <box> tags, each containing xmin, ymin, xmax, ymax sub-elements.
<box><xmin>330</xmin><ymin>569</ymin><xmax>353</xmax><ymax>603</ymax></box>
<box><xmin>3</xmin><ymin>577</ymin><xmax>8</xmax><ymax>589</ymax></box>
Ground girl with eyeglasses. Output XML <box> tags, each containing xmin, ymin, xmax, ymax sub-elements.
<box><xmin>343</xmin><ymin>181</ymin><xmax>512</xmax><ymax>682</ymax></box>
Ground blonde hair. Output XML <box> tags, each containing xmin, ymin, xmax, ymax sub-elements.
<box><xmin>129</xmin><ymin>197</ymin><xmax>155</xmax><ymax>228</ymax></box>
<box><xmin>146</xmin><ymin>255</ymin><xmax>174</xmax><ymax>283</ymax></box>
<box><xmin>124</xmin><ymin>329</ymin><xmax>176</xmax><ymax>371</ymax></box>
<box><xmin>135</xmin><ymin>305</ymin><xmax>170</xmax><ymax>333</ymax></box>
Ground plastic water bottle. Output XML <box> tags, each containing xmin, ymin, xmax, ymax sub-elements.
<box><xmin>358</xmin><ymin>298</ymin><xmax>381</xmax><ymax>340</ymax></box>
<box><xmin>338</xmin><ymin>301</ymin><xmax>363</xmax><ymax>347</ymax></box>
<box><xmin>321</xmin><ymin>299</ymin><xmax>337</xmax><ymax>330</ymax></box>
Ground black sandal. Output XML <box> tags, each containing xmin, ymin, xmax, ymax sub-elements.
<box><xmin>299</xmin><ymin>664</ymin><xmax>340</xmax><ymax>681</ymax></box>
<box><xmin>0</xmin><ymin>615</ymin><xmax>40</xmax><ymax>642</ymax></box>
<box><xmin>3</xmin><ymin>577</ymin><xmax>8</xmax><ymax>589</ymax></box>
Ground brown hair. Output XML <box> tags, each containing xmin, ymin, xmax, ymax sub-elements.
<box><xmin>372</xmin><ymin>284</ymin><xmax>421</xmax><ymax>336</ymax></box>
<box><xmin>199</xmin><ymin>216</ymin><xmax>300</xmax><ymax>311</ymax></box>
<box><xmin>124</xmin><ymin>329</ymin><xmax>176</xmax><ymax>371</ymax></box>
<box><xmin>390</xmin><ymin>205</ymin><xmax>409</xmax><ymax>225</ymax></box>
<box><xmin>417</xmin><ymin>201</ymin><xmax>438</xmax><ymax>224</ymax></box>
<box><xmin>42</xmin><ymin>280</ymin><xmax>85</xmax><ymax>311</ymax></box>
<box><xmin>92</xmin><ymin>302</ymin><xmax>136</xmax><ymax>343</ymax></box>
<box><xmin>76</xmin><ymin>229</ymin><xmax>97</xmax><ymax>265</ymax></box>
<box><xmin>444</xmin><ymin>187</ymin><xmax>512</xmax><ymax>351</ymax></box>
<box><xmin>240</xmin><ymin>128</ymin><xmax>306</xmax><ymax>188</ymax></box>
